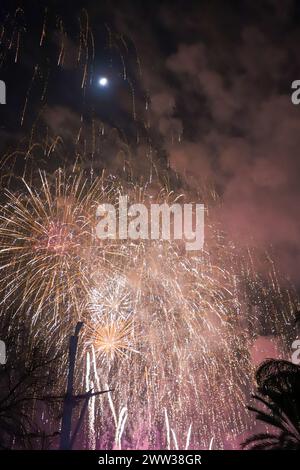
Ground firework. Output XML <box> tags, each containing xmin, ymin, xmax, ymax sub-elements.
<box><xmin>0</xmin><ymin>164</ymin><xmax>297</xmax><ymax>450</ymax></box>
<box><xmin>86</xmin><ymin>317</ymin><xmax>136</xmax><ymax>361</ymax></box>
<box><xmin>0</xmin><ymin>169</ymin><xmax>117</xmax><ymax>325</ymax></box>
<box><xmin>81</xmin><ymin>221</ymin><xmax>298</xmax><ymax>449</ymax></box>
<box><xmin>1</xmin><ymin>167</ymin><xmax>296</xmax><ymax>449</ymax></box>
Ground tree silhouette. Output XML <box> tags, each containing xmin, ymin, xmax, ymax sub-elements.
<box><xmin>242</xmin><ymin>359</ymin><xmax>300</xmax><ymax>450</ymax></box>
<box><xmin>0</xmin><ymin>320</ymin><xmax>63</xmax><ymax>449</ymax></box>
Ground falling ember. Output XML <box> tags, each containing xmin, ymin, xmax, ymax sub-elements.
<box><xmin>80</xmin><ymin>226</ymin><xmax>297</xmax><ymax>449</ymax></box>
<box><xmin>0</xmin><ymin>166</ymin><xmax>297</xmax><ymax>450</ymax></box>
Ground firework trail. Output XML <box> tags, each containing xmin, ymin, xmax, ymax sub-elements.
<box><xmin>0</xmin><ymin>165</ymin><xmax>297</xmax><ymax>450</ymax></box>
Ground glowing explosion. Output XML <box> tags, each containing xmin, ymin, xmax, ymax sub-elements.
<box><xmin>0</xmin><ymin>168</ymin><xmax>296</xmax><ymax>449</ymax></box>
<box><xmin>0</xmin><ymin>170</ymin><xmax>115</xmax><ymax>322</ymax></box>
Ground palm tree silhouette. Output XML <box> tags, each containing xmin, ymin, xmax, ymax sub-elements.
<box><xmin>242</xmin><ymin>359</ymin><xmax>300</xmax><ymax>450</ymax></box>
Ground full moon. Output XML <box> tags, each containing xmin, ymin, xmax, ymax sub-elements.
<box><xmin>98</xmin><ymin>77</ymin><xmax>108</xmax><ymax>87</ymax></box>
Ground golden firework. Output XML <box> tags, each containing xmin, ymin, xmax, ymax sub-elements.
<box><xmin>86</xmin><ymin>317</ymin><xmax>136</xmax><ymax>361</ymax></box>
<box><xmin>0</xmin><ymin>169</ymin><xmax>114</xmax><ymax>323</ymax></box>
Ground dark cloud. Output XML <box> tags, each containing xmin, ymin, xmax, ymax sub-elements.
<box><xmin>114</xmin><ymin>0</ymin><xmax>300</xmax><ymax>284</ymax></box>
<box><xmin>1</xmin><ymin>0</ymin><xmax>300</xmax><ymax>282</ymax></box>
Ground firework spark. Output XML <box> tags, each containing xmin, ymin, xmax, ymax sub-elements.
<box><xmin>0</xmin><ymin>168</ymin><xmax>296</xmax><ymax>449</ymax></box>
<box><xmin>0</xmin><ymin>169</ymin><xmax>115</xmax><ymax>324</ymax></box>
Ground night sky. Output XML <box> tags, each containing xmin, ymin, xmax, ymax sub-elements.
<box><xmin>1</xmin><ymin>0</ymin><xmax>300</xmax><ymax>285</ymax></box>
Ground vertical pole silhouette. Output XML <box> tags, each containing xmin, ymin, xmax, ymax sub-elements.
<box><xmin>59</xmin><ymin>322</ymin><xmax>83</xmax><ymax>450</ymax></box>
<box><xmin>0</xmin><ymin>80</ymin><xmax>6</xmax><ymax>104</ymax></box>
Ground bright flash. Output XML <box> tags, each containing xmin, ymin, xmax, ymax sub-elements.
<box><xmin>98</xmin><ymin>77</ymin><xmax>108</xmax><ymax>87</ymax></box>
